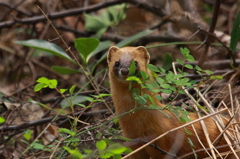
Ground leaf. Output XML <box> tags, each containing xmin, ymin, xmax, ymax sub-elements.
<box><xmin>176</xmin><ymin>59</ymin><xmax>183</xmax><ymax>65</ymax></box>
<box><xmin>126</xmin><ymin>76</ymin><xmax>142</xmax><ymax>84</ymax></box>
<box><xmin>106</xmin><ymin>143</ymin><xmax>127</xmax><ymax>154</ymax></box>
<box><xmin>147</xmin><ymin>64</ymin><xmax>160</xmax><ymax>72</ymax></box>
<box><xmin>60</xmin><ymin>95</ymin><xmax>89</xmax><ymax>108</ymax></box>
<box><xmin>96</xmin><ymin>140</ymin><xmax>107</xmax><ymax>151</ymax></box>
<box><xmin>184</xmin><ymin>64</ymin><xmax>193</xmax><ymax>69</ymax></box>
<box><xmin>59</xmin><ymin>128</ymin><xmax>76</xmax><ymax>136</ymax></box>
<box><xmin>129</xmin><ymin>60</ymin><xmax>136</xmax><ymax>76</ymax></box>
<box><xmin>210</xmin><ymin>75</ymin><xmax>223</xmax><ymax>80</ymax></box>
<box><xmin>34</xmin><ymin>83</ymin><xmax>47</xmax><ymax>92</ymax></box>
<box><xmin>48</xmin><ymin>79</ymin><xmax>57</xmax><ymax>89</ymax></box>
<box><xmin>32</xmin><ymin>143</ymin><xmax>45</xmax><ymax>150</ymax></box>
<box><xmin>205</xmin><ymin>70</ymin><xmax>213</xmax><ymax>75</ymax></box>
<box><xmin>74</xmin><ymin>38</ymin><xmax>99</xmax><ymax>64</ymax></box>
<box><xmin>51</xmin><ymin>66</ymin><xmax>81</xmax><ymax>75</ymax></box>
<box><xmin>63</xmin><ymin>147</ymin><xmax>83</xmax><ymax>158</ymax></box>
<box><xmin>179</xmin><ymin>115</ymin><xmax>191</xmax><ymax>123</ymax></box>
<box><xmin>195</xmin><ymin>65</ymin><xmax>202</xmax><ymax>71</ymax></box>
<box><xmin>230</xmin><ymin>12</ymin><xmax>240</xmax><ymax>54</ymax></box>
<box><xmin>108</xmin><ymin>4</ymin><xmax>126</xmax><ymax>24</ymax></box>
<box><xmin>0</xmin><ymin>117</ymin><xmax>5</xmax><ymax>123</ymax></box>
<box><xmin>86</xmin><ymin>41</ymin><xmax>111</xmax><ymax>62</ymax></box>
<box><xmin>84</xmin><ymin>97</ymin><xmax>94</xmax><ymax>102</ymax></box>
<box><xmin>60</xmin><ymin>89</ymin><xmax>68</xmax><ymax>93</ymax></box>
<box><xmin>84</xmin><ymin>14</ymin><xmax>109</xmax><ymax>32</ymax></box>
<box><xmin>23</xmin><ymin>129</ymin><xmax>31</xmax><ymax>140</ymax></box>
<box><xmin>160</xmin><ymin>89</ymin><xmax>172</xmax><ymax>94</ymax></box>
<box><xmin>37</xmin><ymin>77</ymin><xmax>49</xmax><ymax>84</ymax></box>
<box><xmin>69</xmin><ymin>85</ymin><xmax>76</xmax><ymax>95</ymax></box>
<box><xmin>14</xmin><ymin>39</ymin><xmax>75</xmax><ymax>64</ymax></box>
<box><xmin>162</xmin><ymin>53</ymin><xmax>173</xmax><ymax>70</ymax></box>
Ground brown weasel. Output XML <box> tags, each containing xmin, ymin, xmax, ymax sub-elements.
<box><xmin>107</xmin><ymin>46</ymin><xmax>237</xmax><ymax>159</ymax></box>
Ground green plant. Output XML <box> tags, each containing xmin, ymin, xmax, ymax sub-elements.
<box><xmin>127</xmin><ymin>47</ymin><xmax>222</xmax><ymax>123</ymax></box>
<box><xmin>84</xmin><ymin>4</ymin><xmax>127</xmax><ymax>38</ymax></box>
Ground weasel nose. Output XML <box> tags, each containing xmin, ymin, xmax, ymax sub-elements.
<box><xmin>121</xmin><ymin>68</ymin><xmax>129</xmax><ymax>75</ymax></box>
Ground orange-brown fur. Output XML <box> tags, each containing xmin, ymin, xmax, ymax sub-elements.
<box><xmin>107</xmin><ymin>46</ymin><xmax>236</xmax><ymax>159</ymax></box>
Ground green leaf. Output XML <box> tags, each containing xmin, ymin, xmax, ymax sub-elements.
<box><xmin>23</xmin><ymin>129</ymin><xmax>31</xmax><ymax>140</ymax></box>
<box><xmin>108</xmin><ymin>4</ymin><xmax>126</xmax><ymax>24</ymax></box>
<box><xmin>176</xmin><ymin>59</ymin><xmax>183</xmax><ymax>65</ymax></box>
<box><xmin>210</xmin><ymin>75</ymin><xmax>223</xmax><ymax>80</ymax></box>
<box><xmin>162</xmin><ymin>53</ymin><xmax>173</xmax><ymax>70</ymax></box>
<box><xmin>147</xmin><ymin>64</ymin><xmax>160</xmax><ymax>72</ymax></box>
<box><xmin>69</xmin><ymin>85</ymin><xmax>76</xmax><ymax>95</ymax></box>
<box><xmin>61</xmin><ymin>95</ymin><xmax>89</xmax><ymax>108</ymax></box>
<box><xmin>179</xmin><ymin>115</ymin><xmax>191</xmax><ymax>123</ymax></box>
<box><xmin>60</xmin><ymin>89</ymin><xmax>68</xmax><ymax>94</ymax></box>
<box><xmin>51</xmin><ymin>66</ymin><xmax>81</xmax><ymax>75</ymax></box>
<box><xmin>139</xmin><ymin>71</ymin><xmax>149</xmax><ymax>80</ymax></box>
<box><xmin>0</xmin><ymin>117</ymin><xmax>5</xmax><ymax>123</ymax></box>
<box><xmin>86</xmin><ymin>41</ymin><xmax>111</xmax><ymax>62</ymax></box>
<box><xmin>205</xmin><ymin>70</ymin><xmax>213</xmax><ymax>75</ymax></box>
<box><xmin>154</xmin><ymin>95</ymin><xmax>163</xmax><ymax>101</ymax></box>
<box><xmin>180</xmin><ymin>47</ymin><xmax>190</xmax><ymax>55</ymax></box>
<box><xmin>230</xmin><ymin>12</ymin><xmax>240</xmax><ymax>54</ymax></box>
<box><xmin>34</xmin><ymin>83</ymin><xmax>47</xmax><ymax>92</ymax></box>
<box><xmin>32</xmin><ymin>142</ymin><xmax>45</xmax><ymax>150</ymax></box>
<box><xmin>59</xmin><ymin>128</ymin><xmax>76</xmax><ymax>136</ymax></box>
<box><xmin>85</xmin><ymin>97</ymin><xmax>94</xmax><ymax>102</ymax></box>
<box><xmin>37</xmin><ymin>77</ymin><xmax>49</xmax><ymax>84</ymax></box>
<box><xmin>63</xmin><ymin>147</ymin><xmax>83</xmax><ymax>158</ymax></box>
<box><xmin>96</xmin><ymin>140</ymin><xmax>107</xmax><ymax>151</ymax></box>
<box><xmin>184</xmin><ymin>64</ymin><xmax>193</xmax><ymax>69</ymax></box>
<box><xmin>74</xmin><ymin>38</ymin><xmax>99</xmax><ymax>64</ymax></box>
<box><xmin>195</xmin><ymin>65</ymin><xmax>202</xmax><ymax>71</ymax></box>
<box><xmin>106</xmin><ymin>143</ymin><xmax>127</xmax><ymax>154</ymax></box>
<box><xmin>14</xmin><ymin>39</ymin><xmax>75</xmax><ymax>64</ymax></box>
<box><xmin>129</xmin><ymin>60</ymin><xmax>136</xmax><ymax>76</ymax></box>
<box><xmin>161</xmin><ymin>84</ymin><xmax>170</xmax><ymax>89</ymax></box>
<box><xmin>126</xmin><ymin>76</ymin><xmax>142</xmax><ymax>84</ymax></box>
<box><xmin>48</xmin><ymin>79</ymin><xmax>57</xmax><ymax>89</ymax></box>
<box><xmin>180</xmin><ymin>47</ymin><xmax>195</xmax><ymax>62</ymax></box>
<box><xmin>160</xmin><ymin>89</ymin><xmax>172</xmax><ymax>94</ymax></box>
<box><xmin>84</xmin><ymin>14</ymin><xmax>110</xmax><ymax>32</ymax></box>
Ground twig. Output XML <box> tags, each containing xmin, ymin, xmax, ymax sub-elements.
<box><xmin>0</xmin><ymin>109</ymin><xmax>108</xmax><ymax>132</ymax></box>
<box><xmin>197</xmin><ymin>0</ymin><xmax>221</xmax><ymax>67</ymax></box>
<box><xmin>0</xmin><ymin>0</ymin><xmax>166</xmax><ymax>29</ymax></box>
<box><xmin>196</xmin><ymin>27</ymin><xmax>236</xmax><ymax>67</ymax></box>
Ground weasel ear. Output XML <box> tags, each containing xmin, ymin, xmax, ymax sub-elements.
<box><xmin>135</xmin><ymin>46</ymin><xmax>150</xmax><ymax>63</ymax></box>
<box><xmin>107</xmin><ymin>46</ymin><xmax>119</xmax><ymax>63</ymax></box>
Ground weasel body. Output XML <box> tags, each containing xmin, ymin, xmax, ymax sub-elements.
<box><xmin>107</xmin><ymin>46</ymin><xmax>235</xmax><ymax>159</ymax></box>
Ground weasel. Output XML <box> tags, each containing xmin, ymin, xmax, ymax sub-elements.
<box><xmin>107</xmin><ymin>46</ymin><xmax>236</xmax><ymax>159</ymax></box>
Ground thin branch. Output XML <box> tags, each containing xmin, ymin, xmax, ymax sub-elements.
<box><xmin>0</xmin><ymin>109</ymin><xmax>108</xmax><ymax>132</ymax></box>
<box><xmin>197</xmin><ymin>0</ymin><xmax>221</xmax><ymax>67</ymax></box>
<box><xmin>0</xmin><ymin>0</ymin><xmax>166</xmax><ymax>29</ymax></box>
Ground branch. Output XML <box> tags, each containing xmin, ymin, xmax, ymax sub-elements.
<box><xmin>197</xmin><ymin>0</ymin><xmax>221</xmax><ymax>67</ymax></box>
<box><xmin>0</xmin><ymin>109</ymin><xmax>108</xmax><ymax>132</ymax></box>
<box><xmin>0</xmin><ymin>0</ymin><xmax>166</xmax><ymax>29</ymax></box>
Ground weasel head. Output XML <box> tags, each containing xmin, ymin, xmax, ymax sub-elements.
<box><xmin>107</xmin><ymin>46</ymin><xmax>150</xmax><ymax>83</ymax></box>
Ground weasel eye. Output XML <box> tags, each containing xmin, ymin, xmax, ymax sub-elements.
<box><xmin>134</xmin><ymin>61</ymin><xmax>138</xmax><ymax>67</ymax></box>
<box><xmin>114</xmin><ymin>61</ymin><xmax>120</xmax><ymax>67</ymax></box>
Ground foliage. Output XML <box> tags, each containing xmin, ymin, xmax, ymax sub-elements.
<box><xmin>84</xmin><ymin>4</ymin><xmax>127</xmax><ymax>38</ymax></box>
<box><xmin>230</xmin><ymin>12</ymin><xmax>240</xmax><ymax>55</ymax></box>
<box><xmin>127</xmin><ymin>47</ymin><xmax>221</xmax><ymax>124</ymax></box>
